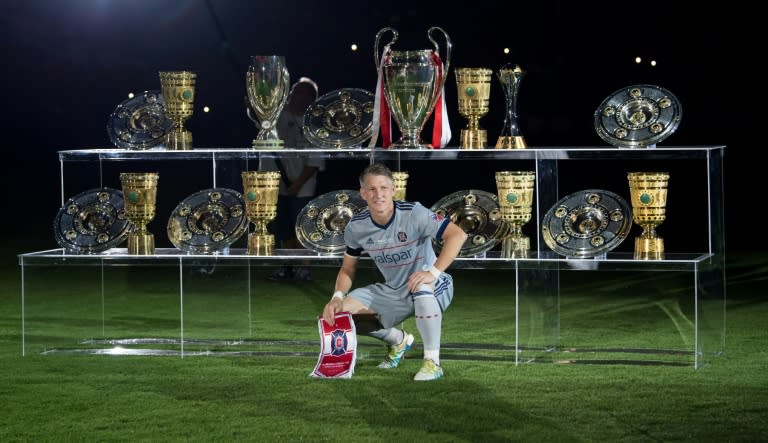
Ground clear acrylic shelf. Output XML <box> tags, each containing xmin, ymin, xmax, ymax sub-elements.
<box><xmin>18</xmin><ymin>144</ymin><xmax>726</xmax><ymax>369</ymax></box>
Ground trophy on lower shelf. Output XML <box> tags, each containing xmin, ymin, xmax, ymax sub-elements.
<box><xmin>392</xmin><ymin>171</ymin><xmax>409</xmax><ymax>201</ymax></box>
<box><xmin>495</xmin><ymin>171</ymin><xmax>536</xmax><ymax>257</ymax></box>
<box><xmin>628</xmin><ymin>172</ymin><xmax>670</xmax><ymax>259</ymax></box>
<box><xmin>120</xmin><ymin>172</ymin><xmax>159</xmax><ymax>255</ymax></box>
<box><xmin>241</xmin><ymin>171</ymin><xmax>281</xmax><ymax>255</ymax></box>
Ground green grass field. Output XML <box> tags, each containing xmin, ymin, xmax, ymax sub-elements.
<box><xmin>1</xmin><ymin>249</ymin><xmax>766</xmax><ymax>442</ymax></box>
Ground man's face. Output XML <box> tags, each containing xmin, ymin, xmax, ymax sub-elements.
<box><xmin>360</xmin><ymin>174</ymin><xmax>395</xmax><ymax>216</ymax></box>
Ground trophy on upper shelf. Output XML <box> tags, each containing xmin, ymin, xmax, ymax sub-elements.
<box><xmin>628</xmin><ymin>172</ymin><xmax>670</xmax><ymax>259</ymax></box>
<box><xmin>246</xmin><ymin>55</ymin><xmax>290</xmax><ymax>149</ymax></box>
<box><xmin>159</xmin><ymin>71</ymin><xmax>196</xmax><ymax>150</ymax></box>
<box><xmin>120</xmin><ymin>172</ymin><xmax>159</xmax><ymax>255</ymax></box>
<box><xmin>495</xmin><ymin>64</ymin><xmax>527</xmax><ymax>149</ymax></box>
<box><xmin>594</xmin><ymin>84</ymin><xmax>682</xmax><ymax>148</ymax></box>
<box><xmin>495</xmin><ymin>171</ymin><xmax>536</xmax><ymax>257</ymax></box>
<box><xmin>374</xmin><ymin>26</ymin><xmax>451</xmax><ymax>149</ymax></box>
<box><xmin>241</xmin><ymin>171</ymin><xmax>281</xmax><ymax>255</ymax></box>
<box><xmin>392</xmin><ymin>171</ymin><xmax>409</xmax><ymax>200</ymax></box>
<box><xmin>455</xmin><ymin>67</ymin><xmax>492</xmax><ymax>149</ymax></box>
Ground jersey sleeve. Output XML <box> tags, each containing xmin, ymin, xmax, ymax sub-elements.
<box><xmin>413</xmin><ymin>202</ymin><xmax>450</xmax><ymax>242</ymax></box>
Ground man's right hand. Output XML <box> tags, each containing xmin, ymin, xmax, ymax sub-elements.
<box><xmin>322</xmin><ymin>297</ymin><xmax>343</xmax><ymax>326</ymax></box>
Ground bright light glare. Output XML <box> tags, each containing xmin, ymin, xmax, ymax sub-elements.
<box><xmin>650</xmin><ymin>60</ymin><xmax>657</xmax><ymax>67</ymax></box>
<box><xmin>503</xmin><ymin>47</ymin><xmax>510</xmax><ymax>54</ymax></box>
<box><xmin>635</xmin><ymin>56</ymin><xmax>642</xmax><ymax>64</ymax></box>
<box><xmin>351</xmin><ymin>43</ymin><xmax>358</xmax><ymax>51</ymax></box>
<box><xmin>203</xmin><ymin>106</ymin><xmax>210</xmax><ymax>112</ymax></box>
<box><xmin>127</xmin><ymin>92</ymin><xmax>134</xmax><ymax>98</ymax></box>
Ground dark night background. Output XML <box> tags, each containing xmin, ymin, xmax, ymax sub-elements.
<box><xmin>1</xmin><ymin>1</ymin><xmax>749</xmax><ymax>254</ymax></box>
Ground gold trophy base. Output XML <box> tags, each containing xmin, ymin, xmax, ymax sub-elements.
<box><xmin>252</xmin><ymin>139</ymin><xmax>284</xmax><ymax>149</ymax></box>
<box><xmin>167</xmin><ymin>131</ymin><xmax>193</xmax><ymax>151</ymax></box>
<box><xmin>248</xmin><ymin>233</ymin><xmax>275</xmax><ymax>255</ymax></box>
<box><xmin>501</xmin><ymin>235</ymin><xmax>529</xmax><ymax>258</ymax></box>
<box><xmin>495</xmin><ymin>136</ymin><xmax>527</xmax><ymax>149</ymax></box>
<box><xmin>634</xmin><ymin>237</ymin><xmax>664</xmax><ymax>260</ymax></box>
<box><xmin>460</xmin><ymin>129</ymin><xmax>487</xmax><ymax>149</ymax></box>
<box><xmin>127</xmin><ymin>233</ymin><xmax>155</xmax><ymax>255</ymax></box>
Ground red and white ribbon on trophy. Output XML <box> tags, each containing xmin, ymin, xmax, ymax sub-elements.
<box><xmin>309</xmin><ymin>311</ymin><xmax>357</xmax><ymax>379</ymax></box>
<box><xmin>430</xmin><ymin>52</ymin><xmax>451</xmax><ymax>149</ymax></box>
<box><xmin>368</xmin><ymin>45</ymin><xmax>392</xmax><ymax>149</ymax></box>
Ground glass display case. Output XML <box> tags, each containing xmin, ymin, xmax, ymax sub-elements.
<box><xmin>19</xmin><ymin>146</ymin><xmax>726</xmax><ymax>369</ymax></box>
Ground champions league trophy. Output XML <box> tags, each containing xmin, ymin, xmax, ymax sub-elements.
<box><xmin>392</xmin><ymin>171</ymin><xmax>409</xmax><ymax>200</ymax></box>
<box><xmin>495</xmin><ymin>64</ymin><xmax>527</xmax><ymax>149</ymax></box>
<box><xmin>241</xmin><ymin>171</ymin><xmax>281</xmax><ymax>255</ymax></box>
<box><xmin>120</xmin><ymin>172</ymin><xmax>159</xmax><ymax>255</ymax></box>
<box><xmin>495</xmin><ymin>171</ymin><xmax>536</xmax><ymax>257</ymax></box>
<box><xmin>628</xmin><ymin>172</ymin><xmax>670</xmax><ymax>259</ymax></box>
<box><xmin>374</xmin><ymin>26</ymin><xmax>451</xmax><ymax>149</ymax></box>
<box><xmin>246</xmin><ymin>55</ymin><xmax>290</xmax><ymax>149</ymax></box>
<box><xmin>455</xmin><ymin>67</ymin><xmax>493</xmax><ymax>149</ymax></box>
<box><xmin>159</xmin><ymin>71</ymin><xmax>196</xmax><ymax>150</ymax></box>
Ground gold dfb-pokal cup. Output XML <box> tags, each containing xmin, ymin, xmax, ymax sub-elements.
<box><xmin>246</xmin><ymin>55</ymin><xmax>290</xmax><ymax>149</ymax></box>
<box><xmin>241</xmin><ymin>171</ymin><xmax>281</xmax><ymax>255</ymax></box>
<box><xmin>628</xmin><ymin>172</ymin><xmax>670</xmax><ymax>260</ymax></box>
<box><xmin>120</xmin><ymin>172</ymin><xmax>159</xmax><ymax>255</ymax></box>
<box><xmin>495</xmin><ymin>64</ymin><xmax>527</xmax><ymax>149</ymax></box>
<box><xmin>159</xmin><ymin>71</ymin><xmax>196</xmax><ymax>150</ymax></box>
<box><xmin>455</xmin><ymin>67</ymin><xmax>492</xmax><ymax>149</ymax></box>
<box><xmin>375</xmin><ymin>26</ymin><xmax>451</xmax><ymax>149</ymax></box>
<box><xmin>495</xmin><ymin>171</ymin><xmax>536</xmax><ymax>258</ymax></box>
<box><xmin>392</xmin><ymin>171</ymin><xmax>409</xmax><ymax>201</ymax></box>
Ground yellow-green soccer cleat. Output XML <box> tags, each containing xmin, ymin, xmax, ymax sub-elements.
<box><xmin>413</xmin><ymin>358</ymin><xmax>444</xmax><ymax>381</ymax></box>
<box><xmin>377</xmin><ymin>332</ymin><xmax>414</xmax><ymax>369</ymax></box>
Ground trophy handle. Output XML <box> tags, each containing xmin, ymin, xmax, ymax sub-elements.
<box><xmin>245</xmin><ymin>96</ymin><xmax>258</xmax><ymax>125</ymax></box>
<box><xmin>374</xmin><ymin>27</ymin><xmax>398</xmax><ymax>69</ymax></box>
<box><xmin>280</xmin><ymin>64</ymin><xmax>291</xmax><ymax>103</ymax></box>
<box><xmin>427</xmin><ymin>26</ymin><xmax>452</xmax><ymax>84</ymax></box>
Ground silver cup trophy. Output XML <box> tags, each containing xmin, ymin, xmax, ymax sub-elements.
<box><xmin>246</xmin><ymin>55</ymin><xmax>290</xmax><ymax>149</ymax></box>
<box><xmin>374</xmin><ymin>26</ymin><xmax>451</xmax><ymax>149</ymax></box>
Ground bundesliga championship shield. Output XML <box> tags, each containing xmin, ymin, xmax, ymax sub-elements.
<box><xmin>310</xmin><ymin>311</ymin><xmax>357</xmax><ymax>379</ymax></box>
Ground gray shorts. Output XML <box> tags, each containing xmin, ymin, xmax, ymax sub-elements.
<box><xmin>348</xmin><ymin>273</ymin><xmax>454</xmax><ymax>329</ymax></box>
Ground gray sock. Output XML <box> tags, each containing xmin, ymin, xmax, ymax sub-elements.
<box><xmin>415</xmin><ymin>296</ymin><xmax>442</xmax><ymax>355</ymax></box>
<box><xmin>369</xmin><ymin>328</ymin><xmax>404</xmax><ymax>346</ymax></box>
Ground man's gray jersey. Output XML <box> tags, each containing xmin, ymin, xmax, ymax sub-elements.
<box><xmin>344</xmin><ymin>201</ymin><xmax>450</xmax><ymax>289</ymax></box>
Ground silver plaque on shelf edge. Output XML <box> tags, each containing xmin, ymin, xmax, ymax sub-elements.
<box><xmin>303</xmin><ymin>88</ymin><xmax>375</xmax><ymax>148</ymax></box>
<box><xmin>594</xmin><ymin>84</ymin><xmax>682</xmax><ymax>148</ymax></box>
<box><xmin>54</xmin><ymin>187</ymin><xmax>132</xmax><ymax>254</ymax></box>
<box><xmin>430</xmin><ymin>189</ymin><xmax>506</xmax><ymax>257</ymax></box>
<box><xmin>296</xmin><ymin>190</ymin><xmax>367</xmax><ymax>255</ymax></box>
<box><xmin>167</xmin><ymin>188</ymin><xmax>248</xmax><ymax>254</ymax></box>
<box><xmin>541</xmin><ymin>189</ymin><xmax>632</xmax><ymax>258</ymax></box>
<box><xmin>106</xmin><ymin>90</ymin><xmax>173</xmax><ymax>150</ymax></box>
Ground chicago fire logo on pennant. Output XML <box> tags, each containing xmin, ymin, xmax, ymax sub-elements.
<box><xmin>309</xmin><ymin>311</ymin><xmax>357</xmax><ymax>379</ymax></box>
